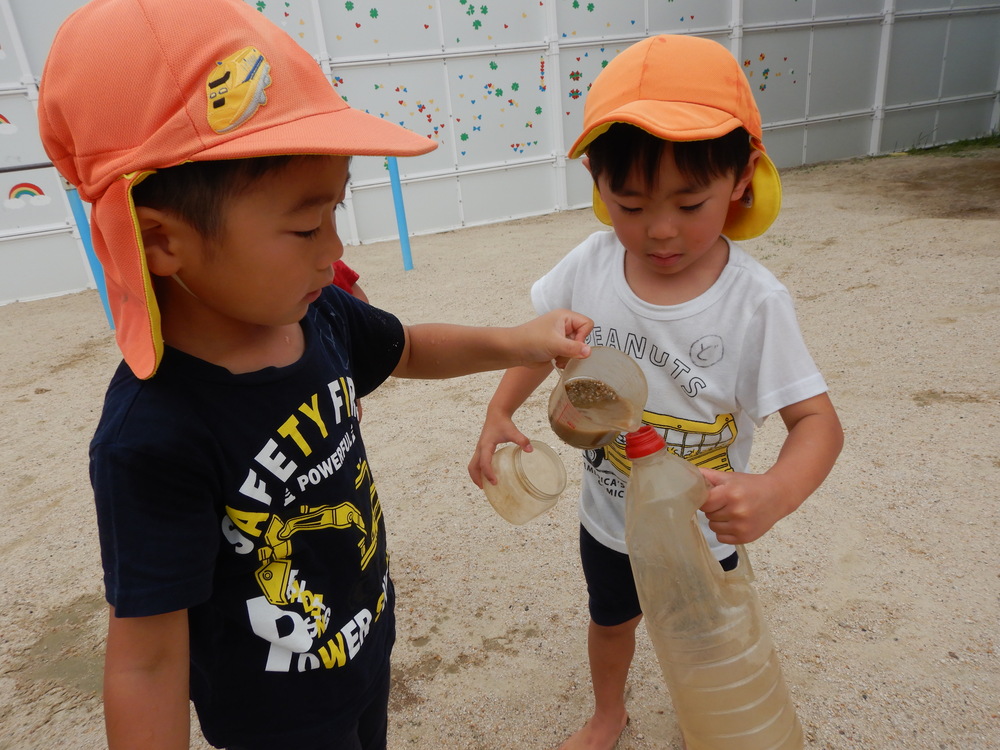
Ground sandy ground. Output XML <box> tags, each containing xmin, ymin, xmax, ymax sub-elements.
<box><xmin>1</xmin><ymin>145</ymin><xmax>998</xmax><ymax>750</ymax></box>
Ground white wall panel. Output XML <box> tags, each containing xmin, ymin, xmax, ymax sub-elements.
<box><xmin>5</xmin><ymin>0</ymin><xmax>79</xmax><ymax>74</ymax></box>
<box><xmin>441</xmin><ymin>0</ymin><xmax>546</xmax><ymax>50</ymax></box>
<box><xmin>885</xmin><ymin>17</ymin><xmax>950</xmax><ymax>105</ymax></box>
<box><xmin>936</xmin><ymin>99</ymin><xmax>998</xmax><ymax>142</ymax></box>
<box><xmin>0</xmin><ymin>164</ymin><xmax>63</xmax><ymax>232</ymax></box>
<box><xmin>740</xmin><ymin>29</ymin><xmax>812</xmax><ymax>124</ymax></box>
<box><xmin>564</xmin><ymin>158</ymin><xmax>593</xmax><ymax>211</ymax></box>
<box><xmin>810</xmin><ymin>23</ymin><xmax>882</xmax><ymax>116</ymax></box>
<box><xmin>760</xmin><ymin>126</ymin><xmax>808</xmax><ymax>169</ymax></box>
<box><xmin>0</xmin><ymin>13</ymin><xmax>26</xmax><ymax>82</ymax></box>
<box><xmin>804</xmin><ymin>118</ymin><xmax>874</xmax><ymax>163</ymax></box>
<box><xmin>880</xmin><ymin>106</ymin><xmax>940</xmax><ymax>151</ymax></box>
<box><xmin>648</xmin><ymin>1</ymin><xmax>729</xmax><ymax>32</ymax></box>
<box><xmin>459</xmin><ymin>162</ymin><xmax>555</xmax><ymax>226</ymax></box>
<box><xmin>0</xmin><ymin>231</ymin><xmax>90</xmax><ymax>303</ymax></box>
<box><xmin>445</xmin><ymin>51</ymin><xmax>552</xmax><ymax>168</ymax></box>
<box><xmin>353</xmin><ymin>176</ymin><xmax>462</xmax><ymax>243</ymax></box>
<box><xmin>941</xmin><ymin>13</ymin><xmax>1000</xmax><ymax>98</ymax></box>
<box><xmin>555</xmin><ymin>0</ymin><xmax>646</xmax><ymax>40</ymax></box>
<box><xmin>253</xmin><ymin>0</ymin><xmax>324</xmax><ymax>58</ymax></box>
<box><xmin>319</xmin><ymin>2</ymin><xmax>438</xmax><ymax>59</ymax></box>
<box><xmin>745</xmin><ymin>0</ymin><xmax>815</xmax><ymax>26</ymax></box>
<box><xmin>895</xmin><ymin>0</ymin><xmax>952</xmax><ymax>10</ymax></box>
<box><xmin>814</xmin><ymin>0</ymin><xmax>885</xmax><ymax>18</ymax></box>
<box><xmin>0</xmin><ymin>91</ymin><xmax>45</xmax><ymax>167</ymax></box>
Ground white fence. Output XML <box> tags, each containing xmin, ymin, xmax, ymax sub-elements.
<box><xmin>1</xmin><ymin>0</ymin><xmax>998</xmax><ymax>305</ymax></box>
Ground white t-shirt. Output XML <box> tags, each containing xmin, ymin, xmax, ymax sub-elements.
<box><xmin>532</xmin><ymin>230</ymin><xmax>827</xmax><ymax>558</ymax></box>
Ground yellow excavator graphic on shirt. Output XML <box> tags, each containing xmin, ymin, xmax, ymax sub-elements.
<box><xmin>598</xmin><ymin>411</ymin><xmax>739</xmax><ymax>477</ymax></box>
<box><xmin>254</xmin><ymin>459</ymin><xmax>381</xmax><ymax>605</ymax></box>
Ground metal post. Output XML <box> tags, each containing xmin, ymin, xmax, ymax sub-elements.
<box><xmin>386</xmin><ymin>156</ymin><xmax>415</xmax><ymax>271</ymax></box>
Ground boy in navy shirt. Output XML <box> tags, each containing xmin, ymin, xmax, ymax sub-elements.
<box><xmin>38</xmin><ymin>1</ymin><xmax>592</xmax><ymax>747</ymax></box>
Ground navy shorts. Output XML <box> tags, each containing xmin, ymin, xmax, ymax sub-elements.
<box><xmin>579</xmin><ymin>524</ymin><xmax>738</xmax><ymax>627</ymax></box>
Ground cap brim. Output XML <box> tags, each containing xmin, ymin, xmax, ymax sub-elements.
<box><xmin>194</xmin><ymin>107</ymin><xmax>437</xmax><ymax>162</ymax></box>
<box><xmin>569</xmin><ymin>101</ymin><xmax>744</xmax><ymax>160</ymax></box>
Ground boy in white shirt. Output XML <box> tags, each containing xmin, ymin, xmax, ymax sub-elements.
<box><xmin>469</xmin><ymin>34</ymin><xmax>843</xmax><ymax>749</ymax></box>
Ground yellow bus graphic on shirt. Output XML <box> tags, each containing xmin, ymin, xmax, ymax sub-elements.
<box><xmin>601</xmin><ymin>412</ymin><xmax>738</xmax><ymax>477</ymax></box>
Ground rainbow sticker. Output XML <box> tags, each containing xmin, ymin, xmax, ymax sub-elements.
<box><xmin>0</xmin><ymin>113</ymin><xmax>15</xmax><ymax>134</ymax></box>
<box><xmin>5</xmin><ymin>182</ymin><xmax>52</xmax><ymax>209</ymax></box>
<box><xmin>9</xmin><ymin>183</ymin><xmax>43</xmax><ymax>200</ymax></box>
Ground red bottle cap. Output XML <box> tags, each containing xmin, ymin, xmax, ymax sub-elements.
<box><xmin>625</xmin><ymin>425</ymin><xmax>666</xmax><ymax>459</ymax></box>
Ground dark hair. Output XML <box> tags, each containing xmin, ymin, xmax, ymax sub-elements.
<box><xmin>585</xmin><ymin>123</ymin><xmax>752</xmax><ymax>194</ymax></box>
<box><xmin>130</xmin><ymin>155</ymin><xmax>298</xmax><ymax>240</ymax></box>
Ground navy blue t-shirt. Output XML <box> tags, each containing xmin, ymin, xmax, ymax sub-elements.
<box><xmin>90</xmin><ymin>287</ymin><xmax>405</xmax><ymax>747</ymax></box>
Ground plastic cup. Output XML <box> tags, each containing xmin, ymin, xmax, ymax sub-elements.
<box><xmin>548</xmin><ymin>347</ymin><xmax>648</xmax><ymax>450</ymax></box>
<box><xmin>483</xmin><ymin>440</ymin><xmax>566</xmax><ymax>525</ymax></box>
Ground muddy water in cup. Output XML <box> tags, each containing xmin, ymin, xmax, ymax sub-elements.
<box><xmin>547</xmin><ymin>347</ymin><xmax>648</xmax><ymax>450</ymax></box>
<box><xmin>548</xmin><ymin>376</ymin><xmax>639</xmax><ymax>450</ymax></box>
<box><xmin>564</xmin><ymin>377</ymin><xmax>636</xmax><ymax>430</ymax></box>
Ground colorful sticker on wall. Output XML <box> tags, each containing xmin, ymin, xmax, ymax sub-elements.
<box><xmin>336</xmin><ymin>76</ymin><xmax>445</xmax><ymax>158</ymax></box>
<box><xmin>249</xmin><ymin>0</ymin><xmax>310</xmax><ymax>41</ymax></box>
<box><xmin>459</xmin><ymin>0</ymin><xmax>486</xmax><ymax>32</ymax></box>
<box><xmin>332</xmin><ymin>1</ymin><xmax>437</xmax><ymax>43</ymax></box>
<box><xmin>5</xmin><ymin>183</ymin><xmax>52</xmax><ymax>209</ymax></box>
<box><xmin>743</xmin><ymin>52</ymin><xmax>796</xmax><ymax>93</ymax></box>
<box><xmin>0</xmin><ymin>113</ymin><xmax>17</xmax><ymax>135</ymax></box>
<box><xmin>450</xmin><ymin>0</ymin><xmax>542</xmax><ymax>43</ymax></box>
<box><xmin>562</xmin><ymin>47</ymin><xmax>609</xmax><ymax>117</ymax></box>
<box><xmin>451</xmin><ymin>55</ymin><xmax>546</xmax><ymax>157</ymax></box>
<box><xmin>343</xmin><ymin>2</ymin><xmax>382</xmax><ymax>29</ymax></box>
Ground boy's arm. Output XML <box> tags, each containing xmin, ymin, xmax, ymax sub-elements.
<box><xmin>700</xmin><ymin>392</ymin><xmax>843</xmax><ymax>545</ymax></box>
<box><xmin>350</xmin><ymin>282</ymin><xmax>369</xmax><ymax>303</ymax></box>
<box><xmin>104</xmin><ymin>607</ymin><xmax>190</xmax><ymax>750</ymax></box>
<box><xmin>392</xmin><ymin>309</ymin><xmax>591</xmax><ymax>379</ymax></box>
<box><xmin>468</xmin><ymin>364</ymin><xmax>555</xmax><ymax>487</ymax></box>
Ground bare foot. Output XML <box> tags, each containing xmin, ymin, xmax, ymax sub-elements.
<box><xmin>557</xmin><ymin>712</ymin><xmax>629</xmax><ymax>750</ymax></box>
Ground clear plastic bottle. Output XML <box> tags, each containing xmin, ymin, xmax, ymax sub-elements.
<box><xmin>624</xmin><ymin>426</ymin><xmax>803</xmax><ymax>750</ymax></box>
<box><xmin>483</xmin><ymin>440</ymin><xmax>566</xmax><ymax>525</ymax></box>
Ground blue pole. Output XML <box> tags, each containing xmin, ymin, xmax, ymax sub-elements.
<box><xmin>67</xmin><ymin>187</ymin><xmax>114</xmax><ymax>329</ymax></box>
<box><xmin>386</xmin><ymin>156</ymin><xmax>414</xmax><ymax>271</ymax></box>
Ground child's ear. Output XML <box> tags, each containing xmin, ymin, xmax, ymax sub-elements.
<box><xmin>581</xmin><ymin>155</ymin><xmax>593</xmax><ymax>176</ymax></box>
<box><xmin>135</xmin><ymin>206</ymin><xmax>186</xmax><ymax>278</ymax></box>
<box><xmin>731</xmin><ymin>150</ymin><xmax>761</xmax><ymax>202</ymax></box>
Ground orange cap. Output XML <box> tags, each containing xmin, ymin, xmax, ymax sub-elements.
<box><xmin>38</xmin><ymin>0</ymin><xmax>437</xmax><ymax>379</ymax></box>
<box><xmin>568</xmin><ymin>35</ymin><xmax>781</xmax><ymax>242</ymax></box>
